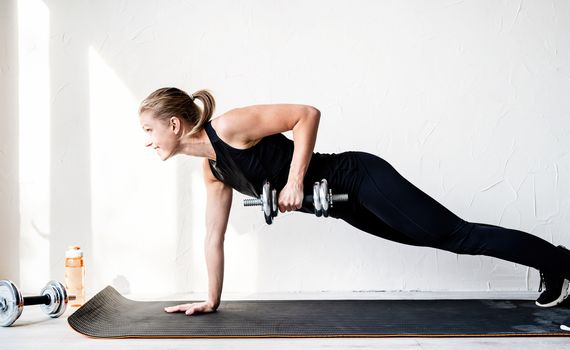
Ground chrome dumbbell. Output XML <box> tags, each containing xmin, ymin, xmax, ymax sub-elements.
<box><xmin>310</xmin><ymin>179</ymin><xmax>349</xmax><ymax>218</ymax></box>
<box><xmin>0</xmin><ymin>280</ymin><xmax>75</xmax><ymax>327</ymax></box>
<box><xmin>243</xmin><ymin>179</ymin><xmax>349</xmax><ymax>224</ymax></box>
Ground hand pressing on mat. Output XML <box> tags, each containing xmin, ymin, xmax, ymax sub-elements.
<box><xmin>164</xmin><ymin>301</ymin><xmax>217</xmax><ymax>316</ymax></box>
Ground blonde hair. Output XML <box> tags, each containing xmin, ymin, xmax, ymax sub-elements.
<box><xmin>139</xmin><ymin>87</ymin><xmax>216</xmax><ymax>138</ymax></box>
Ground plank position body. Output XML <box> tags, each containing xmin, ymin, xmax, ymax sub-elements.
<box><xmin>138</xmin><ymin>87</ymin><xmax>570</xmax><ymax>330</ymax></box>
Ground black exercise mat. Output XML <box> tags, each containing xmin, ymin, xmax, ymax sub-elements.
<box><xmin>68</xmin><ymin>286</ymin><xmax>570</xmax><ymax>338</ymax></box>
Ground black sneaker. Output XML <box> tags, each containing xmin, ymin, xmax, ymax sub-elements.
<box><xmin>562</xmin><ymin>316</ymin><xmax>570</xmax><ymax>331</ymax></box>
<box><xmin>535</xmin><ymin>245</ymin><xmax>570</xmax><ymax>308</ymax></box>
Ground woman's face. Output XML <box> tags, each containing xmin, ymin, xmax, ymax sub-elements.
<box><xmin>139</xmin><ymin>110</ymin><xmax>179</xmax><ymax>161</ymax></box>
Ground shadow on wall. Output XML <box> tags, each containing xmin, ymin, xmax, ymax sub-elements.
<box><xmin>21</xmin><ymin>0</ymin><xmax>336</xmax><ymax>296</ymax></box>
<box><xmin>15</xmin><ymin>0</ymin><xmax>261</xmax><ymax>296</ymax></box>
<box><xmin>15</xmin><ymin>0</ymin><xmax>189</xmax><ymax>295</ymax></box>
<box><xmin>112</xmin><ymin>275</ymin><xmax>131</xmax><ymax>295</ymax></box>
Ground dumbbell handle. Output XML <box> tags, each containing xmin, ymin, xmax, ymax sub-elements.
<box><xmin>0</xmin><ymin>294</ymin><xmax>77</xmax><ymax>308</ymax></box>
<box><xmin>306</xmin><ymin>193</ymin><xmax>349</xmax><ymax>203</ymax></box>
<box><xmin>243</xmin><ymin>198</ymin><xmax>263</xmax><ymax>206</ymax></box>
<box><xmin>244</xmin><ymin>193</ymin><xmax>349</xmax><ymax>207</ymax></box>
<box><xmin>0</xmin><ymin>296</ymin><xmax>51</xmax><ymax>310</ymax></box>
<box><xmin>23</xmin><ymin>295</ymin><xmax>52</xmax><ymax>306</ymax></box>
<box><xmin>244</xmin><ymin>195</ymin><xmax>314</xmax><ymax>207</ymax></box>
<box><xmin>244</xmin><ymin>196</ymin><xmax>316</xmax><ymax>207</ymax></box>
<box><xmin>333</xmin><ymin>194</ymin><xmax>349</xmax><ymax>202</ymax></box>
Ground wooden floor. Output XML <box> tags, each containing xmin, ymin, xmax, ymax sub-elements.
<box><xmin>2</xmin><ymin>291</ymin><xmax>570</xmax><ymax>349</ymax></box>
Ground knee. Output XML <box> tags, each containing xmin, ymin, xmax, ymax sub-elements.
<box><xmin>433</xmin><ymin>221</ymin><xmax>484</xmax><ymax>255</ymax></box>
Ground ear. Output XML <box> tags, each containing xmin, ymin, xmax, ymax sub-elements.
<box><xmin>169</xmin><ymin>116</ymin><xmax>181</xmax><ymax>134</ymax></box>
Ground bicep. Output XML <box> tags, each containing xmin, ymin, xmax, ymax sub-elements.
<box><xmin>205</xmin><ymin>183</ymin><xmax>232</xmax><ymax>219</ymax></box>
<box><xmin>202</xmin><ymin>159</ymin><xmax>232</xmax><ymax>236</ymax></box>
<box><xmin>227</xmin><ymin>104</ymin><xmax>320</xmax><ymax>141</ymax></box>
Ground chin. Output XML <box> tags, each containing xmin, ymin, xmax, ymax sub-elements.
<box><xmin>159</xmin><ymin>150</ymin><xmax>175</xmax><ymax>161</ymax></box>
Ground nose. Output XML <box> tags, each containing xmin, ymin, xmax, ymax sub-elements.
<box><xmin>144</xmin><ymin>137</ymin><xmax>153</xmax><ymax>148</ymax></box>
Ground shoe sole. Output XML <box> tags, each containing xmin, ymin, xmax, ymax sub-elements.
<box><xmin>535</xmin><ymin>279</ymin><xmax>570</xmax><ymax>308</ymax></box>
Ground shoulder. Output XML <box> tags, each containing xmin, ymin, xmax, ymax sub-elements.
<box><xmin>213</xmin><ymin>104</ymin><xmax>320</xmax><ymax>146</ymax></box>
<box><xmin>210</xmin><ymin>109</ymin><xmax>260</xmax><ymax>149</ymax></box>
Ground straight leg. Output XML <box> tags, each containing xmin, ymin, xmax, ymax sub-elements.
<box><xmin>350</xmin><ymin>152</ymin><xmax>570</xmax><ymax>280</ymax></box>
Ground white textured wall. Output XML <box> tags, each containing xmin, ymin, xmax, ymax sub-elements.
<box><xmin>4</xmin><ymin>0</ymin><xmax>570</xmax><ymax>296</ymax></box>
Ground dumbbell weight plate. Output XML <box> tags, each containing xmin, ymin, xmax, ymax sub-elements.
<box><xmin>264</xmin><ymin>212</ymin><xmax>273</xmax><ymax>225</ymax></box>
<box><xmin>40</xmin><ymin>280</ymin><xmax>68</xmax><ymax>318</ymax></box>
<box><xmin>319</xmin><ymin>179</ymin><xmax>330</xmax><ymax>217</ymax></box>
<box><xmin>262</xmin><ymin>182</ymin><xmax>273</xmax><ymax>225</ymax></box>
<box><xmin>313</xmin><ymin>182</ymin><xmax>322</xmax><ymax>217</ymax></box>
<box><xmin>271</xmin><ymin>189</ymin><xmax>278</xmax><ymax>218</ymax></box>
<box><xmin>0</xmin><ymin>280</ymin><xmax>24</xmax><ymax>327</ymax></box>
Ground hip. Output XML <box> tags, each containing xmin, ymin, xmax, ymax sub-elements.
<box><xmin>303</xmin><ymin>151</ymin><xmax>387</xmax><ymax>217</ymax></box>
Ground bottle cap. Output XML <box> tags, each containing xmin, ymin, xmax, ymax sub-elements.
<box><xmin>66</xmin><ymin>245</ymin><xmax>83</xmax><ymax>258</ymax></box>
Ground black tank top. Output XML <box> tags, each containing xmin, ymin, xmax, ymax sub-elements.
<box><xmin>204</xmin><ymin>120</ymin><xmax>296</xmax><ymax>198</ymax></box>
<box><xmin>203</xmin><ymin>119</ymin><xmax>361</xmax><ymax>215</ymax></box>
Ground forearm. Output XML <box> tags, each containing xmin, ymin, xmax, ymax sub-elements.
<box><xmin>288</xmin><ymin>110</ymin><xmax>320</xmax><ymax>185</ymax></box>
<box><xmin>204</xmin><ymin>238</ymin><xmax>224</xmax><ymax>308</ymax></box>
<box><xmin>203</xmin><ymin>183</ymin><xmax>231</xmax><ymax>309</ymax></box>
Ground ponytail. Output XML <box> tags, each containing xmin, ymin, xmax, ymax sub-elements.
<box><xmin>186</xmin><ymin>89</ymin><xmax>216</xmax><ymax>137</ymax></box>
<box><xmin>139</xmin><ymin>87</ymin><xmax>216</xmax><ymax>137</ymax></box>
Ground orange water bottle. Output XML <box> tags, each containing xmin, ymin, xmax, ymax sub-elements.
<box><xmin>64</xmin><ymin>245</ymin><xmax>85</xmax><ymax>307</ymax></box>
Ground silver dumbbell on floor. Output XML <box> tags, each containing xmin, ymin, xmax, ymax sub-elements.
<box><xmin>0</xmin><ymin>279</ymin><xmax>75</xmax><ymax>327</ymax></box>
<box><xmin>243</xmin><ymin>179</ymin><xmax>349</xmax><ymax>224</ymax></box>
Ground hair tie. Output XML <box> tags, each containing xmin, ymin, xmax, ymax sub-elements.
<box><xmin>190</xmin><ymin>94</ymin><xmax>195</xmax><ymax>101</ymax></box>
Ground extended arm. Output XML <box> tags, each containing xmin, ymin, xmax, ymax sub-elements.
<box><xmin>203</xmin><ymin>169</ymin><xmax>232</xmax><ymax>309</ymax></box>
<box><xmin>164</xmin><ymin>159</ymin><xmax>232</xmax><ymax>315</ymax></box>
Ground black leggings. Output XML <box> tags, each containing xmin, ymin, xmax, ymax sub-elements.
<box><xmin>333</xmin><ymin>152</ymin><xmax>570</xmax><ymax>281</ymax></box>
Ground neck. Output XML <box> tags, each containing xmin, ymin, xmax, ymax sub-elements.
<box><xmin>177</xmin><ymin>128</ymin><xmax>216</xmax><ymax>160</ymax></box>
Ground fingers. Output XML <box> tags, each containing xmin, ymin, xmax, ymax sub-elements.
<box><xmin>278</xmin><ymin>195</ymin><xmax>303</xmax><ymax>212</ymax></box>
<box><xmin>185</xmin><ymin>305</ymin><xmax>204</xmax><ymax>315</ymax></box>
<box><xmin>164</xmin><ymin>302</ymin><xmax>212</xmax><ymax>316</ymax></box>
<box><xmin>164</xmin><ymin>303</ymin><xmax>192</xmax><ymax>313</ymax></box>
<box><xmin>279</xmin><ymin>202</ymin><xmax>302</xmax><ymax>212</ymax></box>
<box><xmin>277</xmin><ymin>183</ymin><xmax>304</xmax><ymax>213</ymax></box>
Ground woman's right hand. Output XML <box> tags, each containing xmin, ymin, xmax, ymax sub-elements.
<box><xmin>164</xmin><ymin>301</ymin><xmax>217</xmax><ymax>315</ymax></box>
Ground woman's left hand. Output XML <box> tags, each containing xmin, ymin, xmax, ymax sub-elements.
<box><xmin>278</xmin><ymin>181</ymin><xmax>304</xmax><ymax>213</ymax></box>
<box><xmin>164</xmin><ymin>301</ymin><xmax>217</xmax><ymax>316</ymax></box>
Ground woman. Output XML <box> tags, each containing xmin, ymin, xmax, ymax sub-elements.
<box><xmin>139</xmin><ymin>87</ymin><xmax>570</xmax><ymax>331</ymax></box>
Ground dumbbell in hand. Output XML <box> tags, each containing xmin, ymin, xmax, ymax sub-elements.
<box><xmin>0</xmin><ymin>280</ymin><xmax>75</xmax><ymax>327</ymax></box>
<box><xmin>243</xmin><ymin>179</ymin><xmax>349</xmax><ymax>224</ymax></box>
